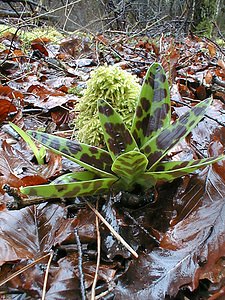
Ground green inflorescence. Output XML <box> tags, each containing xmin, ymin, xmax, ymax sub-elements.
<box><xmin>74</xmin><ymin>65</ymin><xmax>141</xmax><ymax>146</ymax></box>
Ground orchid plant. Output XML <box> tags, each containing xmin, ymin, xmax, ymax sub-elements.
<box><xmin>20</xmin><ymin>63</ymin><xmax>223</xmax><ymax>199</ymax></box>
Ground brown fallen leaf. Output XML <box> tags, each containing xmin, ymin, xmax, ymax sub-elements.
<box><xmin>0</xmin><ymin>141</ymin><xmax>47</xmax><ymax>194</ymax></box>
<box><xmin>0</xmin><ymin>99</ymin><xmax>17</xmax><ymax>123</ymax></box>
<box><xmin>0</xmin><ymin>203</ymin><xmax>76</xmax><ymax>266</ymax></box>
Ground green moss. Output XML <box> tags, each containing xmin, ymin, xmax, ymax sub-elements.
<box><xmin>193</xmin><ymin>0</ymin><xmax>217</xmax><ymax>37</ymax></box>
<box><xmin>74</xmin><ymin>65</ymin><xmax>141</xmax><ymax>146</ymax></box>
<box><xmin>0</xmin><ymin>25</ymin><xmax>63</xmax><ymax>50</ymax></box>
<box><xmin>216</xmin><ymin>39</ymin><xmax>225</xmax><ymax>46</ymax></box>
<box><xmin>68</xmin><ymin>85</ymin><xmax>85</xmax><ymax>97</ymax></box>
<box><xmin>195</xmin><ymin>20</ymin><xmax>213</xmax><ymax>37</ymax></box>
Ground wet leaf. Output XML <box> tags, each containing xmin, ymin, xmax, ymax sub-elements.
<box><xmin>45</xmin><ymin>256</ymin><xmax>81</xmax><ymax>300</ymax></box>
<box><xmin>217</xmin><ymin>59</ymin><xmax>225</xmax><ymax>70</ymax></box>
<box><xmin>74</xmin><ymin>207</ymin><xmax>97</xmax><ymax>243</ymax></box>
<box><xmin>31</xmin><ymin>42</ymin><xmax>49</xmax><ymax>57</ymax></box>
<box><xmin>196</xmin><ymin>85</ymin><xmax>207</xmax><ymax>100</ymax></box>
<box><xmin>207</xmin><ymin>43</ymin><xmax>216</xmax><ymax>57</ymax></box>
<box><xmin>59</xmin><ymin>37</ymin><xmax>91</xmax><ymax>57</ymax></box>
<box><xmin>0</xmin><ymin>99</ymin><xmax>17</xmax><ymax>123</ymax></box>
<box><xmin>26</xmin><ymin>85</ymin><xmax>74</xmax><ymax>109</ymax></box>
<box><xmin>114</xmin><ymin>195</ymin><xmax>225</xmax><ymax>299</ymax></box>
<box><xmin>38</xmin><ymin>152</ymin><xmax>62</xmax><ymax>180</ymax></box>
<box><xmin>101</xmin><ymin>198</ymin><xmax>135</xmax><ymax>259</ymax></box>
<box><xmin>46</xmin><ymin>254</ymin><xmax>117</xmax><ymax>300</ymax></box>
<box><xmin>0</xmin><ymin>85</ymin><xmax>24</xmax><ymax>100</ymax></box>
<box><xmin>0</xmin><ymin>203</ymin><xmax>76</xmax><ymax>266</ymax></box>
<box><xmin>0</xmin><ymin>141</ymin><xmax>47</xmax><ymax>194</ymax></box>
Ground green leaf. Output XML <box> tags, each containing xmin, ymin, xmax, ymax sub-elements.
<box><xmin>154</xmin><ymin>156</ymin><xmax>224</xmax><ymax>172</ymax></box>
<box><xmin>98</xmin><ymin>99</ymin><xmax>138</xmax><ymax>160</ymax></box>
<box><xmin>141</xmin><ymin>98</ymin><xmax>212</xmax><ymax>169</ymax></box>
<box><xmin>9</xmin><ymin>122</ymin><xmax>45</xmax><ymax>165</ymax></box>
<box><xmin>111</xmin><ymin>150</ymin><xmax>148</xmax><ymax>190</ymax></box>
<box><xmin>20</xmin><ymin>177</ymin><xmax>117</xmax><ymax>198</ymax></box>
<box><xmin>131</xmin><ymin>63</ymin><xmax>170</xmax><ymax>148</ymax></box>
<box><xmin>138</xmin><ymin>155</ymin><xmax>224</xmax><ymax>188</ymax></box>
<box><xmin>27</xmin><ymin>131</ymin><xmax>114</xmax><ymax>178</ymax></box>
<box><xmin>51</xmin><ymin>171</ymin><xmax>96</xmax><ymax>184</ymax></box>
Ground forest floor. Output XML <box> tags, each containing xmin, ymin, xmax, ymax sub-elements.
<box><xmin>0</xmin><ymin>26</ymin><xmax>225</xmax><ymax>299</ymax></box>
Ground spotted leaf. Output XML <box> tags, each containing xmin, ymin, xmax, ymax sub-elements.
<box><xmin>131</xmin><ymin>63</ymin><xmax>170</xmax><ymax>148</ymax></box>
<box><xmin>154</xmin><ymin>156</ymin><xmax>224</xmax><ymax>173</ymax></box>
<box><xmin>27</xmin><ymin>131</ymin><xmax>114</xmax><ymax>178</ymax></box>
<box><xmin>137</xmin><ymin>155</ymin><xmax>224</xmax><ymax>189</ymax></box>
<box><xmin>20</xmin><ymin>177</ymin><xmax>117</xmax><ymax>198</ymax></box>
<box><xmin>141</xmin><ymin>98</ymin><xmax>212</xmax><ymax>169</ymax></box>
<box><xmin>111</xmin><ymin>151</ymin><xmax>148</xmax><ymax>191</ymax></box>
<box><xmin>98</xmin><ymin>99</ymin><xmax>138</xmax><ymax>160</ymax></box>
<box><xmin>52</xmin><ymin>171</ymin><xmax>96</xmax><ymax>184</ymax></box>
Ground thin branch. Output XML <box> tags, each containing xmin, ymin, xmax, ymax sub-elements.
<box><xmin>124</xmin><ymin>211</ymin><xmax>160</xmax><ymax>245</ymax></box>
<box><xmin>86</xmin><ymin>201</ymin><xmax>138</xmax><ymax>258</ymax></box>
<box><xmin>0</xmin><ymin>252</ymin><xmax>51</xmax><ymax>287</ymax></box>
<box><xmin>91</xmin><ymin>200</ymin><xmax>101</xmax><ymax>300</ymax></box>
<box><xmin>130</xmin><ymin>15</ymin><xmax>169</xmax><ymax>38</ymax></box>
<box><xmin>74</xmin><ymin>228</ymin><xmax>86</xmax><ymax>300</ymax></box>
<box><xmin>41</xmin><ymin>250</ymin><xmax>54</xmax><ymax>300</ymax></box>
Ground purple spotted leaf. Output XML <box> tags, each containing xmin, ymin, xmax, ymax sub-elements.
<box><xmin>51</xmin><ymin>171</ymin><xmax>96</xmax><ymax>184</ymax></box>
<box><xmin>27</xmin><ymin>131</ymin><xmax>114</xmax><ymax>178</ymax></box>
<box><xmin>137</xmin><ymin>155</ymin><xmax>224</xmax><ymax>189</ymax></box>
<box><xmin>141</xmin><ymin>98</ymin><xmax>212</xmax><ymax>169</ymax></box>
<box><xmin>21</xmin><ymin>177</ymin><xmax>117</xmax><ymax>198</ymax></box>
<box><xmin>131</xmin><ymin>63</ymin><xmax>170</xmax><ymax>148</ymax></box>
<box><xmin>98</xmin><ymin>99</ymin><xmax>138</xmax><ymax>160</ymax></box>
<box><xmin>19</xmin><ymin>64</ymin><xmax>224</xmax><ymax>200</ymax></box>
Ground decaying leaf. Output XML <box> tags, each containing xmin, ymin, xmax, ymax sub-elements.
<box><xmin>0</xmin><ymin>203</ymin><xmax>76</xmax><ymax>266</ymax></box>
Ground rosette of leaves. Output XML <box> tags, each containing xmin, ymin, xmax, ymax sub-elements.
<box><xmin>74</xmin><ymin>65</ymin><xmax>140</xmax><ymax>146</ymax></box>
<box><xmin>20</xmin><ymin>63</ymin><xmax>223</xmax><ymax>199</ymax></box>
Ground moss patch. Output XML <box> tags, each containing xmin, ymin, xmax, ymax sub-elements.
<box><xmin>74</xmin><ymin>65</ymin><xmax>141</xmax><ymax>146</ymax></box>
<box><xmin>0</xmin><ymin>25</ymin><xmax>63</xmax><ymax>50</ymax></box>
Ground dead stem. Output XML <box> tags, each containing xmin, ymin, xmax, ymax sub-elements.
<box><xmin>74</xmin><ymin>228</ymin><xmax>86</xmax><ymax>300</ymax></box>
<box><xmin>41</xmin><ymin>250</ymin><xmax>54</xmax><ymax>300</ymax></box>
<box><xmin>91</xmin><ymin>200</ymin><xmax>101</xmax><ymax>300</ymax></box>
<box><xmin>86</xmin><ymin>201</ymin><xmax>138</xmax><ymax>259</ymax></box>
<box><xmin>0</xmin><ymin>252</ymin><xmax>51</xmax><ymax>287</ymax></box>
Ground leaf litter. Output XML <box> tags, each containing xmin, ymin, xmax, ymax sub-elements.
<box><xmin>0</xmin><ymin>28</ymin><xmax>225</xmax><ymax>299</ymax></box>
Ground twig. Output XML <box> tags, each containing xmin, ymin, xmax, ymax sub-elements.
<box><xmin>41</xmin><ymin>250</ymin><xmax>54</xmax><ymax>300</ymax></box>
<box><xmin>212</xmin><ymin>21</ymin><xmax>225</xmax><ymax>41</ymax></box>
<box><xmin>130</xmin><ymin>15</ymin><xmax>169</xmax><ymax>38</ymax></box>
<box><xmin>91</xmin><ymin>200</ymin><xmax>101</xmax><ymax>300</ymax></box>
<box><xmin>124</xmin><ymin>211</ymin><xmax>160</xmax><ymax>245</ymax></box>
<box><xmin>0</xmin><ymin>9</ymin><xmax>57</xmax><ymax>20</ymax></box>
<box><xmin>86</xmin><ymin>201</ymin><xmax>138</xmax><ymax>258</ymax></box>
<box><xmin>0</xmin><ymin>0</ymin><xmax>82</xmax><ymax>31</ymax></box>
<box><xmin>95</xmin><ymin>285</ymin><xmax>115</xmax><ymax>299</ymax></box>
<box><xmin>74</xmin><ymin>228</ymin><xmax>86</xmax><ymax>300</ymax></box>
<box><xmin>22</xmin><ymin>0</ymin><xmax>82</xmax><ymax>24</ymax></box>
<box><xmin>0</xmin><ymin>252</ymin><xmax>51</xmax><ymax>287</ymax></box>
